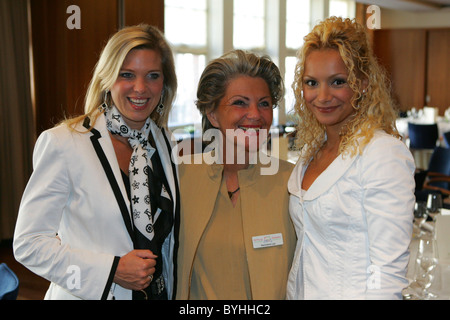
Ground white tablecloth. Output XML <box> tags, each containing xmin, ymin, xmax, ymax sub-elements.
<box><xmin>405</xmin><ymin>212</ymin><xmax>450</xmax><ymax>299</ymax></box>
<box><xmin>406</xmin><ymin>240</ymin><xmax>450</xmax><ymax>300</ymax></box>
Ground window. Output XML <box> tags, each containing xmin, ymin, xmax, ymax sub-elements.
<box><xmin>233</xmin><ymin>0</ymin><xmax>265</xmax><ymax>50</ymax></box>
<box><xmin>330</xmin><ymin>0</ymin><xmax>356</xmax><ymax>19</ymax></box>
<box><xmin>165</xmin><ymin>0</ymin><xmax>356</xmax><ymax>129</ymax></box>
<box><xmin>164</xmin><ymin>0</ymin><xmax>207</xmax><ymax>127</ymax></box>
<box><xmin>284</xmin><ymin>0</ymin><xmax>312</xmax><ymax>117</ymax></box>
<box><xmin>170</xmin><ymin>53</ymin><xmax>205</xmax><ymax>127</ymax></box>
<box><xmin>164</xmin><ymin>0</ymin><xmax>207</xmax><ymax>47</ymax></box>
<box><xmin>285</xmin><ymin>0</ymin><xmax>310</xmax><ymax>50</ymax></box>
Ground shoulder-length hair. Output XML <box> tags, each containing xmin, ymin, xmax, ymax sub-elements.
<box><xmin>292</xmin><ymin>17</ymin><xmax>400</xmax><ymax>162</ymax></box>
<box><xmin>64</xmin><ymin>24</ymin><xmax>177</xmax><ymax>130</ymax></box>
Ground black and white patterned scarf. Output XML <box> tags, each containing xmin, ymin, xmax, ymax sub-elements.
<box><xmin>104</xmin><ymin>106</ymin><xmax>173</xmax><ymax>246</ymax></box>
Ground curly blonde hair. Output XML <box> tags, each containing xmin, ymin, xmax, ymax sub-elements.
<box><xmin>292</xmin><ymin>17</ymin><xmax>400</xmax><ymax>162</ymax></box>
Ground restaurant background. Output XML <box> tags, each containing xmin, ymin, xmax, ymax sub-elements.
<box><xmin>1</xmin><ymin>0</ymin><xmax>450</xmax><ymax>299</ymax></box>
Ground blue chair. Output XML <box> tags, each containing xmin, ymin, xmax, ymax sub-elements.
<box><xmin>415</xmin><ymin>147</ymin><xmax>450</xmax><ymax>209</ymax></box>
<box><xmin>422</xmin><ymin>146</ymin><xmax>450</xmax><ymax>194</ymax></box>
<box><xmin>444</xmin><ymin>131</ymin><xmax>450</xmax><ymax>148</ymax></box>
<box><xmin>408</xmin><ymin>122</ymin><xmax>439</xmax><ymax>149</ymax></box>
<box><xmin>408</xmin><ymin>122</ymin><xmax>439</xmax><ymax>169</ymax></box>
<box><xmin>0</xmin><ymin>263</ymin><xmax>19</xmax><ymax>300</ymax></box>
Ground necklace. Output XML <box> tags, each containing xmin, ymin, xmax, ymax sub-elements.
<box><xmin>228</xmin><ymin>187</ymin><xmax>240</xmax><ymax>198</ymax></box>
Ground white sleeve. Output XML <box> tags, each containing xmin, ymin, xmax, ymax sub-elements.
<box><xmin>361</xmin><ymin>135</ymin><xmax>415</xmax><ymax>299</ymax></box>
<box><xmin>13</xmin><ymin>129</ymin><xmax>116</xmax><ymax>300</ymax></box>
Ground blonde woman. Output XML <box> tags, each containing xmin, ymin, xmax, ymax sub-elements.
<box><xmin>14</xmin><ymin>24</ymin><xmax>179</xmax><ymax>300</ymax></box>
<box><xmin>287</xmin><ymin>17</ymin><xmax>415</xmax><ymax>299</ymax></box>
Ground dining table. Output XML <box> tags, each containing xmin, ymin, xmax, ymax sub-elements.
<box><xmin>396</xmin><ymin>114</ymin><xmax>450</xmax><ymax>146</ymax></box>
<box><xmin>396</xmin><ymin>111</ymin><xmax>450</xmax><ymax>168</ymax></box>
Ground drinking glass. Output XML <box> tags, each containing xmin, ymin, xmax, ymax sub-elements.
<box><xmin>413</xmin><ymin>201</ymin><xmax>428</xmax><ymax>238</ymax></box>
<box><xmin>427</xmin><ymin>193</ymin><xmax>443</xmax><ymax>221</ymax></box>
<box><xmin>414</xmin><ymin>237</ymin><xmax>439</xmax><ymax>299</ymax></box>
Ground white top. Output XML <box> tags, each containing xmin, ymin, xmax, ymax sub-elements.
<box><xmin>287</xmin><ymin>131</ymin><xmax>416</xmax><ymax>299</ymax></box>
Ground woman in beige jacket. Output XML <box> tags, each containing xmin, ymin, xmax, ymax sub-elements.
<box><xmin>176</xmin><ymin>50</ymin><xmax>296</xmax><ymax>300</ymax></box>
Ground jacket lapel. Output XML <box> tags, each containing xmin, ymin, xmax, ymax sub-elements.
<box><xmin>183</xmin><ymin>159</ymin><xmax>223</xmax><ymax>256</ymax></box>
<box><xmin>83</xmin><ymin>116</ymin><xmax>135</xmax><ymax>242</ymax></box>
<box><xmin>157</xmin><ymin>126</ymin><xmax>181</xmax><ymax>299</ymax></box>
<box><xmin>151</xmin><ymin>123</ymin><xmax>177</xmax><ymax>206</ymax></box>
<box><xmin>304</xmin><ymin>153</ymin><xmax>358</xmax><ymax>201</ymax></box>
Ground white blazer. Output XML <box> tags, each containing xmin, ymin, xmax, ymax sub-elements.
<box><xmin>13</xmin><ymin>114</ymin><xmax>180</xmax><ymax>300</ymax></box>
<box><xmin>287</xmin><ymin>131</ymin><xmax>415</xmax><ymax>300</ymax></box>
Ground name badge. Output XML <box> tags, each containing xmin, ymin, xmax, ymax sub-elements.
<box><xmin>252</xmin><ymin>233</ymin><xmax>283</xmax><ymax>249</ymax></box>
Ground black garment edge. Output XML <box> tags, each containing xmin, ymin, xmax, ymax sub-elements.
<box><xmin>83</xmin><ymin>117</ymin><xmax>135</xmax><ymax>300</ymax></box>
<box><xmin>83</xmin><ymin>118</ymin><xmax>180</xmax><ymax>299</ymax></box>
<box><xmin>161</xmin><ymin>129</ymin><xmax>180</xmax><ymax>300</ymax></box>
<box><xmin>101</xmin><ymin>256</ymin><xmax>120</xmax><ymax>300</ymax></box>
<box><xmin>83</xmin><ymin>117</ymin><xmax>135</xmax><ymax>241</ymax></box>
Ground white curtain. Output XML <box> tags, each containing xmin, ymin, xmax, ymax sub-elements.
<box><xmin>0</xmin><ymin>0</ymin><xmax>35</xmax><ymax>240</ymax></box>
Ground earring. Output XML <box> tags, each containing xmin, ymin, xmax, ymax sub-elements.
<box><xmin>355</xmin><ymin>89</ymin><xmax>366</xmax><ymax>110</ymax></box>
<box><xmin>98</xmin><ymin>90</ymin><xmax>110</xmax><ymax>113</ymax></box>
<box><xmin>156</xmin><ymin>92</ymin><xmax>164</xmax><ymax>115</ymax></box>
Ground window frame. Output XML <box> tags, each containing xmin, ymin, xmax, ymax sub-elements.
<box><xmin>165</xmin><ymin>0</ymin><xmax>355</xmax><ymax>129</ymax></box>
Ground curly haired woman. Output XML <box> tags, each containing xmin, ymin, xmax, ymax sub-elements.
<box><xmin>286</xmin><ymin>17</ymin><xmax>415</xmax><ymax>300</ymax></box>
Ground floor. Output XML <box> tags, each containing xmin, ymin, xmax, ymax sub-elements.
<box><xmin>0</xmin><ymin>239</ymin><xmax>49</xmax><ymax>300</ymax></box>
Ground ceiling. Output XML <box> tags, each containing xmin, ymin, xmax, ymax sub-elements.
<box><xmin>357</xmin><ymin>0</ymin><xmax>450</xmax><ymax>11</ymax></box>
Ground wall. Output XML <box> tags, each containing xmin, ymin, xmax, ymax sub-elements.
<box><xmin>372</xmin><ymin>7</ymin><xmax>450</xmax><ymax>114</ymax></box>
<box><xmin>380</xmin><ymin>7</ymin><xmax>450</xmax><ymax>29</ymax></box>
<box><xmin>29</xmin><ymin>0</ymin><xmax>164</xmax><ymax>135</ymax></box>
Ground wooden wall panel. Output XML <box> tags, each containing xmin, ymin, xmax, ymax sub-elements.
<box><xmin>30</xmin><ymin>0</ymin><xmax>119</xmax><ymax>134</ymax></box>
<box><xmin>30</xmin><ymin>0</ymin><xmax>164</xmax><ymax>136</ymax></box>
<box><xmin>427</xmin><ymin>29</ymin><xmax>450</xmax><ymax>115</ymax></box>
<box><xmin>65</xmin><ymin>0</ymin><xmax>119</xmax><ymax>117</ymax></box>
<box><xmin>373</xmin><ymin>29</ymin><xmax>427</xmax><ymax>112</ymax></box>
<box><xmin>30</xmin><ymin>0</ymin><xmax>71</xmax><ymax>134</ymax></box>
<box><xmin>124</xmin><ymin>0</ymin><xmax>164</xmax><ymax>29</ymax></box>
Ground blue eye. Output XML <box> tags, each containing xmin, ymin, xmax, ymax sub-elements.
<box><xmin>147</xmin><ymin>73</ymin><xmax>161</xmax><ymax>80</ymax></box>
<box><xmin>259</xmin><ymin>100</ymin><xmax>272</xmax><ymax>109</ymax></box>
<box><xmin>119</xmin><ymin>72</ymin><xmax>134</xmax><ymax>79</ymax></box>
<box><xmin>232</xmin><ymin>99</ymin><xmax>247</xmax><ymax>107</ymax></box>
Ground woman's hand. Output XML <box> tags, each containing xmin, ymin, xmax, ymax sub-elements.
<box><xmin>113</xmin><ymin>249</ymin><xmax>157</xmax><ymax>291</ymax></box>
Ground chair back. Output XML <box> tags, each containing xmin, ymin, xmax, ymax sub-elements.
<box><xmin>0</xmin><ymin>263</ymin><xmax>19</xmax><ymax>300</ymax></box>
<box><xmin>444</xmin><ymin>131</ymin><xmax>450</xmax><ymax>148</ymax></box>
<box><xmin>428</xmin><ymin>146</ymin><xmax>450</xmax><ymax>190</ymax></box>
<box><xmin>408</xmin><ymin>122</ymin><xmax>439</xmax><ymax>149</ymax></box>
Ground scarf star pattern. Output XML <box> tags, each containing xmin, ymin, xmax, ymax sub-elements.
<box><xmin>105</xmin><ymin>106</ymin><xmax>157</xmax><ymax>242</ymax></box>
<box><xmin>104</xmin><ymin>106</ymin><xmax>174</xmax><ymax>299</ymax></box>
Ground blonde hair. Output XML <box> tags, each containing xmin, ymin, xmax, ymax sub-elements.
<box><xmin>64</xmin><ymin>24</ymin><xmax>177</xmax><ymax>130</ymax></box>
<box><xmin>196</xmin><ymin>50</ymin><xmax>284</xmax><ymax>132</ymax></box>
<box><xmin>292</xmin><ymin>17</ymin><xmax>400</xmax><ymax>162</ymax></box>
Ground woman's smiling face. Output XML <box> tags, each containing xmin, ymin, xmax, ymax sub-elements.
<box><xmin>110</xmin><ymin>48</ymin><xmax>164</xmax><ymax>130</ymax></box>
<box><xmin>206</xmin><ymin>75</ymin><xmax>273</xmax><ymax>154</ymax></box>
<box><xmin>302</xmin><ymin>48</ymin><xmax>356</xmax><ymax>133</ymax></box>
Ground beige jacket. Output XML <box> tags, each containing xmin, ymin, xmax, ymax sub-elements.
<box><xmin>176</xmin><ymin>156</ymin><xmax>296</xmax><ymax>300</ymax></box>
